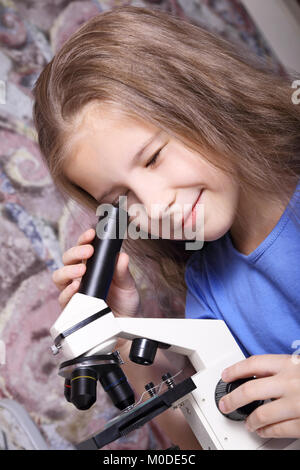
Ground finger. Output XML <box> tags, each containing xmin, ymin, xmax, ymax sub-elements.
<box><xmin>219</xmin><ymin>375</ymin><xmax>284</xmax><ymax>416</ymax></box>
<box><xmin>52</xmin><ymin>264</ymin><xmax>86</xmax><ymax>290</ymax></box>
<box><xmin>62</xmin><ymin>244</ymin><xmax>94</xmax><ymax>266</ymax></box>
<box><xmin>58</xmin><ymin>279</ymin><xmax>81</xmax><ymax>309</ymax></box>
<box><xmin>256</xmin><ymin>417</ymin><xmax>300</xmax><ymax>439</ymax></box>
<box><xmin>221</xmin><ymin>354</ymin><xmax>291</xmax><ymax>383</ymax></box>
<box><xmin>77</xmin><ymin>228</ymin><xmax>96</xmax><ymax>245</ymax></box>
<box><xmin>112</xmin><ymin>252</ymin><xmax>136</xmax><ymax>291</ymax></box>
<box><xmin>246</xmin><ymin>397</ymin><xmax>300</xmax><ymax>433</ymax></box>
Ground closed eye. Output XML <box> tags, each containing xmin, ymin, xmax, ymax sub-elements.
<box><xmin>146</xmin><ymin>147</ymin><xmax>164</xmax><ymax>168</ymax></box>
<box><xmin>110</xmin><ymin>146</ymin><xmax>164</xmax><ymax>205</ymax></box>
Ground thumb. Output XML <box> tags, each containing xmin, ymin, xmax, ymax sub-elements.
<box><xmin>113</xmin><ymin>252</ymin><xmax>136</xmax><ymax>290</ymax></box>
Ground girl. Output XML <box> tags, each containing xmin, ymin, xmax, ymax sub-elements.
<box><xmin>32</xmin><ymin>6</ymin><xmax>300</xmax><ymax>447</ymax></box>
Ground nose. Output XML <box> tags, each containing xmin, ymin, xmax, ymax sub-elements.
<box><xmin>127</xmin><ymin>182</ymin><xmax>176</xmax><ymax>221</ymax></box>
<box><xmin>144</xmin><ymin>198</ymin><xmax>174</xmax><ymax>221</ymax></box>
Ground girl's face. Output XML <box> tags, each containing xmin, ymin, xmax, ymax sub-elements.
<box><xmin>63</xmin><ymin>103</ymin><xmax>240</xmax><ymax>242</ymax></box>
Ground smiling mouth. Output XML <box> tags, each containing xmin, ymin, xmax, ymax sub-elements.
<box><xmin>182</xmin><ymin>190</ymin><xmax>203</xmax><ymax>226</ymax></box>
<box><xmin>127</xmin><ymin>192</ymin><xmax>203</xmax><ymax>229</ymax></box>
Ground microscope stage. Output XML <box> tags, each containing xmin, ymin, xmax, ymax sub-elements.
<box><xmin>76</xmin><ymin>377</ymin><xmax>196</xmax><ymax>450</ymax></box>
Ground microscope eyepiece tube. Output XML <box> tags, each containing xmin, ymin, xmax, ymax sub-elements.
<box><xmin>78</xmin><ymin>203</ymin><xmax>129</xmax><ymax>300</ymax></box>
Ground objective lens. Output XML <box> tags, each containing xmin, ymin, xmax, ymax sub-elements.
<box><xmin>99</xmin><ymin>365</ymin><xmax>135</xmax><ymax>410</ymax></box>
<box><xmin>70</xmin><ymin>367</ymin><xmax>98</xmax><ymax>410</ymax></box>
<box><xmin>64</xmin><ymin>378</ymin><xmax>71</xmax><ymax>403</ymax></box>
<box><xmin>129</xmin><ymin>338</ymin><xmax>158</xmax><ymax>365</ymax></box>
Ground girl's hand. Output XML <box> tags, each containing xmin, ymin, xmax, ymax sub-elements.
<box><xmin>219</xmin><ymin>354</ymin><xmax>300</xmax><ymax>438</ymax></box>
<box><xmin>52</xmin><ymin>228</ymin><xmax>141</xmax><ymax>318</ymax></box>
<box><xmin>52</xmin><ymin>228</ymin><xmax>94</xmax><ymax>309</ymax></box>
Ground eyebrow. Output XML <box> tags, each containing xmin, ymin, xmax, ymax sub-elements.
<box><xmin>97</xmin><ymin>130</ymin><xmax>163</xmax><ymax>202</ymax></box>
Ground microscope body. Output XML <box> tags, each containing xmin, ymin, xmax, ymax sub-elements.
<box><xmin>50</xmin><ymin>203</ymin><xmax>300</xmax><ymax>450</ymax></box>
<box><xmin>50</xmin><ymin>292</ymin><xmax>300</xmax><ymax>450</ymax></box>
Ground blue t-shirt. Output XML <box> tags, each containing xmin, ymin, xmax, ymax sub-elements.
<box><xmin>184</xmin><ymin>180</ymin><xmax>300</xmax><ymax>358</ymax></box>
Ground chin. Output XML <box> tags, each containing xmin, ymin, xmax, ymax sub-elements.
<box><xmin>203</xmin><ymin>222</ymin><xmax>231</xmax><ymax>242</ymax></box>
<box><xmin>167</xmin><ymin>223</ymin><xmax>229</xmax><ymax>243</ymax></box>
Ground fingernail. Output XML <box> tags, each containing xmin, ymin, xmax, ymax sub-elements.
<box><xmin>219</xmin><ymin>399</ymin><xmax>227</xmax><ymax>413</ymax></box>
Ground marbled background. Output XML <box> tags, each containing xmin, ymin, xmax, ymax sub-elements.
<box><xmin>0</xmin><ymin>0</ymin><xmax>285</xmax><ymax>450</ymax></box>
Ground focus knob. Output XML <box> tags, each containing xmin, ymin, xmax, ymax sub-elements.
<box><xmin>215</xmin><ymin>377</ymin><xmax>264</xmax><ymax>421</ymax></box>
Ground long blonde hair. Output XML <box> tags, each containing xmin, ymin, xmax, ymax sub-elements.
<box><xmin>32</xmin><ymin>5</ymin><xmax>300</xmax><ymax>315</ymax></box>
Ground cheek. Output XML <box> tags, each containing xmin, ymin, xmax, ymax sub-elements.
<box><xmin>164</xmin><ymin>144</ymin><xmax>202</xmax><ymax>182</ymax></box>
<box><xmin>206</xmin><ymin>190</ymin><xmax>237</xmax><ymax>220</ymax></box>
<box><xmin>203</xmin><ymin>167</ymin><xmax>239</xmax><ymax>215</ymax></box>
<box><xmin>203</xmin><ymin>189</ymin><xmax>239</xmax><ymax>240</ymax></box>
<box><xmin>198</xmin><ymin>171</ymin><xmax>239</xmax><ymax>241</ymax></box>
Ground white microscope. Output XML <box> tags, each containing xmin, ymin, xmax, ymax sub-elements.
<box><xmin>50</xmin><ymin>202</ymin><xmax>300</xmax><ymax>450</ymax></box>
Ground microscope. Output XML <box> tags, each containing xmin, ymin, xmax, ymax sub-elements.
<box><xmin>50</xmin><ymin>201</ymin><xmax>300</xmax><ymax>450</ymax></box>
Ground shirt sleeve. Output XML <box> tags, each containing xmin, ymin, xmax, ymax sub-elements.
<box><xmin>184</xmin><ymin>254</ymin><xmax>216</xmax><ymax>320</ymax></box>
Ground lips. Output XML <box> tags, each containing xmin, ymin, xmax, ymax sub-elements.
<box><xmin>182</xmin><ymin>190</ymin><xmax>202</xmax><ymax>227</ymax></box>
